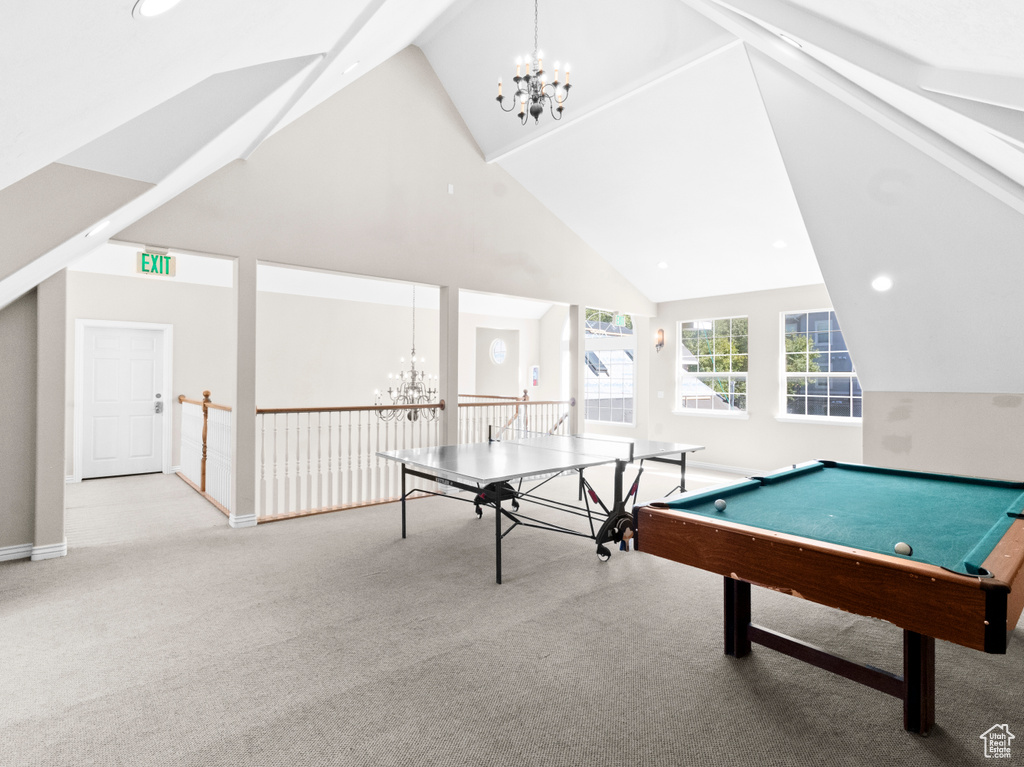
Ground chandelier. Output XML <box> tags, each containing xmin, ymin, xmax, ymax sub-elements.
<box><xmin>496</xmin><ymin>0</ymin><xmax>572</xmax><ymax>125</ymax></box>
<box><xmin>375</xmin><ymin>285</ymin><xmax>439</xmax><ymax>422</ymax></box>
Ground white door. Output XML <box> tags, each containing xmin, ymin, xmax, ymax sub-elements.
<box><xmin>82</xmin><ymin>326</ymin><xmax>164</xmax><ymax>479</ymax></box>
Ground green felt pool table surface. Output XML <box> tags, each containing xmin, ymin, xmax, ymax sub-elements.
<box><xmin>661</xmin><ymin>461</ymin><xmax>1024</xmax><ymax>576</ymax></box>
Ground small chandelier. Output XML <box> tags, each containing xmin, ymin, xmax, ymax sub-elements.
<box><xmin>496</xmin><ymin>0</ymin><xmax>571</xmax><ymax>125</ymax></box>
<box><xmin>375</xmin><ymin>285</ymin><xmax>439</xmax><ymax>422</ymax></box>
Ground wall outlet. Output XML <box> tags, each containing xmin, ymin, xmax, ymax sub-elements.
<box><xmin>657</xmin><ymin>391</ymin><xmax>664</xmax><ymax>399</ymax></box>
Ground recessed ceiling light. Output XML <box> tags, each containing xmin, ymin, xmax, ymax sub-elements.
<box><xmin>86</xmin><ymin>220</ymin><xmax>110</xmax><ymax>238</ymax></box>
<box><xmin>871</xmin><ymin>275</ymin><xmax>893</xmax><ymax>292</ymax></box>
<box><xmin>657</xmin><ymin>261</ymin><xmax>668</xmax><ymax>269</ymax></box>
<box><xmin>773</xmin><ymin>240</ymin><xmax>787</xmax><ymax>249</ymax></box>
<box><xmin>132</xmin><ymin>0</ymin><xmax>183</xmax><ymax>19</ymax></box>
<box><xmin>343</xmin><ymin>61</ymin><xmax>360</xmax><ymax>75</ymax></box>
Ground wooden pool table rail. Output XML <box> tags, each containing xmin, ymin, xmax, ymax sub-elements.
<box><xmin>636</xmin><ymin>506</ymin><xmax>1024</xmax><ymax>653</ymax></box>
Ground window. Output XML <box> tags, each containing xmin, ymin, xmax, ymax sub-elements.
<box><xmin>584</xmin><ymin>308</ymin><xmax>635</xmax><ymax>424</ymax></box>
<box><xmin>783</xmin><ymin>310</ymin><xmax>861</xmax><ymax>418</ymax></box>
<box><xmin>490</xmin><ymin>338</ymin><xmax>507</xmax><ymax>364</ymax></box>
<box><xmin>677</xmin><ymin>317</ymin><xmax>748</xmax><ymax>412</ymax></box>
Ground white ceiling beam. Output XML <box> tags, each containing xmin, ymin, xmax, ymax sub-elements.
<box><xmin>485</xmin><ymin>38</ymin><xmax>742</xmax><ymax>165</ymax></box>
<box><xmin>679</xmin><ymin>0</ymin><xmax>1024</xmax><ymax>216</ymax></box>
<box><xmin>240</xmin><ymin>0</ymin><xmax>391</xmax><ymax>160</ymax></box>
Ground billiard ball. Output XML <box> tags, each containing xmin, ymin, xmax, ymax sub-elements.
<box><xmin>894</xmin><ymin>541</ymin><xmax>912</xmax><ymax>556</ymax></box>
<box><xmin>714</xmin><ymin>499</ymin><xmax>727</xmax><ymax>512</ymax></box>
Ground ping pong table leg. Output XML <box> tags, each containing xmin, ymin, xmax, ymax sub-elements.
<box><xmin>401</xmin><ymin>464</ymin><xmax>407</xmax><ymax>539</ymax></box>
<box><xmin>494</xmin><ymin>497</ymin><xmax>502</xmax><ymax>584</ymax></box>
<box><xmin>613</xmin><ymin>460</ymin><xmax>625</xmax><ymax>515</ymax></box>
<box><xmin>680</xmin><ymin>451</ymin><xmax>687</xmax><ymax>493</ymax></box>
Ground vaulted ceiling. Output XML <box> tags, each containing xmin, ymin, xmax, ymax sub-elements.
<box><xmin>1</xmin><ymin>0</ymin><xmax>1022</xmax><ymax>321</ymax></box>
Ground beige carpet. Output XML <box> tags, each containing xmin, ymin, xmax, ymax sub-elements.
<box><xmin>1</xmin><ymin>472</ymin><xmax>1021</xmax><ymax>766</ymax></box>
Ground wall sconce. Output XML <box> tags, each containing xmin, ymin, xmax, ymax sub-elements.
<box><xmin>655</xmin><ymin>328</ymin><xmax>665</xmax><ymax>353</ymax></box>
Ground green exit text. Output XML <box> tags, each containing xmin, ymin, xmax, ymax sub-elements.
<box><xmin>136</xmin><ymin>252</ymin><xmax>176</xmax><ymax>277</ymax></box>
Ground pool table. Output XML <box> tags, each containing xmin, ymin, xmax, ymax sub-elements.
<box><xmin>635</xmin><ymin>460</ymin><xmax>1024</xmax><ymax>735</ymax></box>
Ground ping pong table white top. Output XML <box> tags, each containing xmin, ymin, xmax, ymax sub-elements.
<box><xmin>377</xmin><ymin>436</ymin><xmax>704</xmax><ymax>486</ymax></box>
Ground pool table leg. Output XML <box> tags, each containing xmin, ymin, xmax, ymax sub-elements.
<box><xmin>724</xmin><ymin>577</ymin><xmax>752</xmax><ymax>657</ymax></box>
<box><xmin>723</xmin><ymin>577</ymin><xmax>936</xmax><ymax>735</ymax></box>
<box><xmin>904</xmin><ymin>631</ymin><xmax>935</xmax><ymax>735</ymax></box>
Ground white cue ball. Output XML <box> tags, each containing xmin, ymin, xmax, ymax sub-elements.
<box><xmin>714</xmin><ymin>499</ymin><xmax>727</xmax><ymax>512</ymax></box>
<box><xmin>894</xmin><ymin>542</ymin><xmax>912</xmax><ymax>556</ymax></box>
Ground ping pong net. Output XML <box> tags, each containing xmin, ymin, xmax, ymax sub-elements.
<box><xmin>488</xmin><ymin>425</ymin><xmax>636</xmax><ymax>464</ymax></box>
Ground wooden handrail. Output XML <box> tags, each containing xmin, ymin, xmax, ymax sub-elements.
<box><xmin>459</xmin><ymin>389</ymin><xmax>533</xmax><ymax>402</ymax></box>
<box><xmin>457</xmin><ymin>400</ymin><xmax>570</xmax><ymax>408</ymax></box>
<box><xmin>178</xmin><ymin>394</ymin><xmax>232</xmax><ymax>411</ymax></box>
<box><xmin>549</xmin><ymin>410</ymin><xmax>571</xmax><ymax>434</ymax></box>
<box><xmin>257</xmin><ymin>400</ymin><xmax>446</xmax><ymax>415</ymax></box>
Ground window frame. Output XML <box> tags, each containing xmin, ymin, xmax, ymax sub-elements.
<box><xmin>583</xmin><ymin>308</ymin><xmax>637</xmax><ymax>426</ymax></box>
<box><xmin>674</xmin><ymin>315</ymin><xmax>749</xmax><ymax>416</ymax></box>
<box><xmin>779</xmin><ymin>308</ymin><xmax>862</xmax><ymax>423</ymax></box>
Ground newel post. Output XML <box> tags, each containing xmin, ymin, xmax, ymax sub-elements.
<box><xmin>201</xmin><ymin>390</ymin><xmax>211</xmax><ymax>493</ymax></box>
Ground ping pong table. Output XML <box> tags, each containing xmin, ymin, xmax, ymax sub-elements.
<box><xmin>378</xmin><ymin>429</ymin><xmax>704</xmax><ymax>583</ymax></box>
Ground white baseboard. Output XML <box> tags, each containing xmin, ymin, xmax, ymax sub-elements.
<box><xmin>0</xmin><ymin>543</ymin><xmax>33</xmax><ymax>562</ymax></box>
<box><xmin>66</xmin><ymin>475</ymin><xmax>76</xmax><ymax>484</ymax></box>
<box><xmin>229</xmin><ymin>513</ymin><xmax>257</xmax><ymax>529</ymax></box>
<box><xmin>688</xmin><ymin>460</ymin><xmax>760</xmax><ymax>478</ymax></box>
<box><xmin>167</xmin><ymin>465</ymin><xmax>182</xmax><ymax>474</ymax></box>
<box><xmin>30</xmin><ymin>541</ymin><xmax>67</xmax><ymax>561</ymax></box>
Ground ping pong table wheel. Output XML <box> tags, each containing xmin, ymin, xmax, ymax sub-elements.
<box><xmin>596</xmin><ymin>544</ymin><xmax>612</xmax><ymax>562</ymax></box>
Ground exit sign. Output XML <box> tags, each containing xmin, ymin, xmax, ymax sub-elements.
<box><xmin>137</xmin><ymin>251</ymin><xmax>176</xmax><ymax>277</ymax></box>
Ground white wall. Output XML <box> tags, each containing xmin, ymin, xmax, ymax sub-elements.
<box><xmin>64</xmin><ymin>271</ymin><xmax>236</xmax><ymax>475</ymax></box>
<box><xmin>461</xmin><ymin>315</ymin><xmax>540</xmax><ymax>398</ymax></box>
<box><xmin>257</xmin><ymin>292</ymin><xmax>550</xmax><ymax>406</ymax></box>
<box><xmin>538</xmin><ymin>304</ymin><xmax>569</xmax><ymax>403</ymax></box>
<box><xmin>256</xmin><ymin>290</ymin><xmax>441</xmax><ymax>409</ymax></box>
<box><xmin>649</xmin><ymin>284</ymin><xmax>862</xmax><ymax>474</ymax></box>
<box><xmin>474</xmin><ymin>328</ymin><xmax>520</xmax><ymax>398</ymax></box>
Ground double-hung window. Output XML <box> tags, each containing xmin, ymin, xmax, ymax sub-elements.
<box><xmin>584</xmin><ymin>308</ymin><xmax>635</xmax><ymax>424</ymax></box>
<box><xmin>783</xmin><ymin>310</ymin><xmax>861</xmax><ymax>418</ymax></box>
<box><xmin>677</xmin><ymin>317</ymin><xmax>748</xmax><ymax>412</ymax></box>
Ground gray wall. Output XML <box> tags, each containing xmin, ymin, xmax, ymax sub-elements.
<box><xmin>118</xmin><ymin>47</ymin><xmax>654</xmax><ymax>317</ymax></box>
<box><xmin>0</xmin><ymin>291</ymin><xmax>37</xmax><ymax>549</ymax></box>
<box><xmin>864</xmin><ymin>392</ymin><xmax>1024</xmax><ymax>481</ymax></box>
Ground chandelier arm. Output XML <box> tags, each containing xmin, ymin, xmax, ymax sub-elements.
<box><xmin>497</xmin><ymin>96</ymin><xmax>522</xmax><ymax>114</ymax></box>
